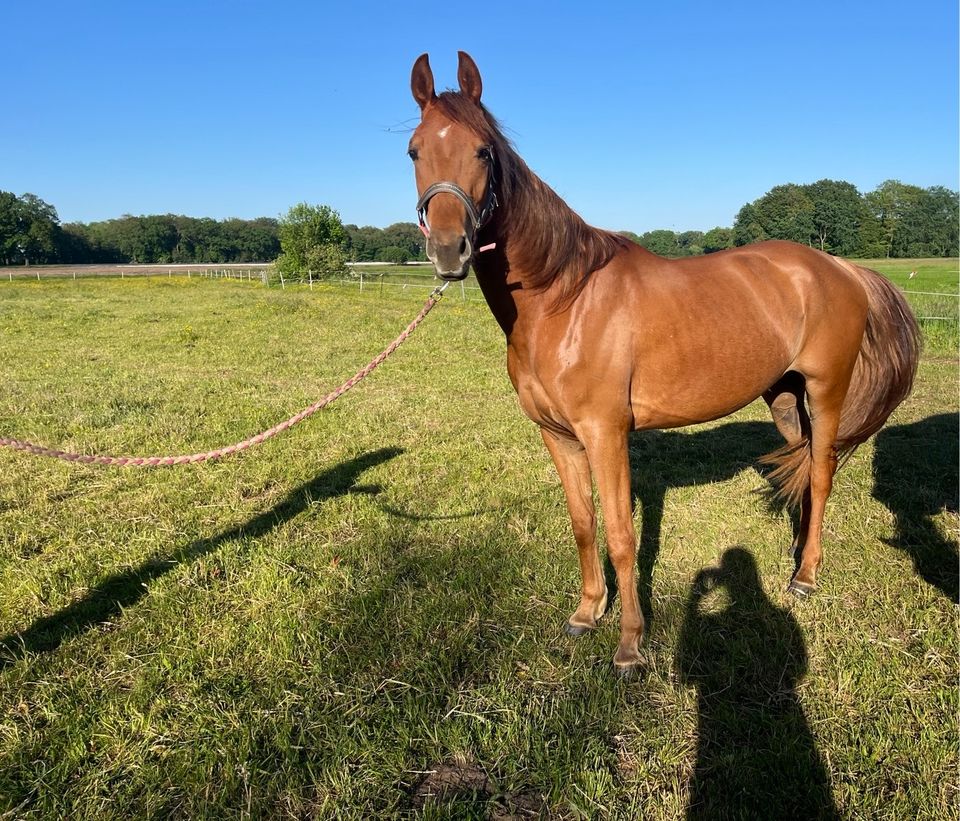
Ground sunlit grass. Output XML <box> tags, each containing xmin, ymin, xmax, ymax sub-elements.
<box><xmin>0</xmin><ymin>277</ymin><xmax>955</xmax><ymax>817</ymax></box>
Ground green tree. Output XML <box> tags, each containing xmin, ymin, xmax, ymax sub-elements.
<box><xmin>58</xmin><ymin>223</ymin><xmax>95</xmax><ymax>262</ymax></box>
<box><xmin>856</xmin><ymin>212</ymin><xmax>887</xmax><ymax>258</ymax></box>
<box><xmin>804</xmin><ymin>179</ymin><xmax>866</xmax><ymax>256</ymax></box>
<box><xmin>379</xmin><ymin>246</ymin><xmax>410</xmax><ymax>264</ymax></box>
<box><xmin>865</xmin><ymin>179</ymin><xmax>922</xmax><ymax>258</ymax></box>
<box><xmin>384</xmin><ymin>222</ymin><xmax>426</xmax><ymax>260</ymax></box>
<box><xmin>702</xmin><ymin>226</ymin><xmax>734</xmax><ymax>253</ymax></box>
<box><xmin>638</xmin><ymin>229</ymin><xmax>680</xmax><ymax>256</ymax></box>
<box><xmin>0</xmin><ymin>191</ymin><xmax>23</xmax><ymax>264</ymax></box>
<box><xmin>232</xmin><ymin>217</ymin><xmax>281</xmax><ymax>261</ymax></box>
<box><xmin>921</xmin><ymin>186</ymin><xmax>959</xmax><ymax>257</ymax></box>
<box><xmin>732</xmin><ymin>203</ymin><xmax>767</xmax><ymax>246</ymax></box>
<box><xmin>344</xmin><ymin>222</ymin><xmax>426</xmax><ymax>262</ymax></box>
<box><xmin>276</xmin><ymin>203</ymin><xmax>347</xmax><ymax>280</ymax></box>
<box><xmin>109</xmin><ymin>215</ymin><xmax>148</xmax><ymax>262</ymax></box>
<box><xmin>343</xmin><ymin>224</ymin><xmax>377</xmax><ymax>261</ymax></box>
<box><xmin>0</xmin><ymin>192</ymin><xmax>63</xmax><ymax>264</ymax></box>
<box><xmin>677</xmin><ymin>230</ymin><xmax>705</xmax><ymax>256</ymax></box>
<box><xmin>892</xmin><ymin>185</ymin><xmax>959</xmax><ymax>258</ymax></box>
<box><xmin>756</xmin><ymin>184</ymin><xmax>815</xmax><ymax>245</ymax></box>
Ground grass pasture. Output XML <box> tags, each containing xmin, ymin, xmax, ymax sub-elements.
<box><xmin>0</xmin><ymin>275</ymin><xmax>956</xmax><ymax>818</ymax></box>
<box><xmin>853</xmin><ymin>257</ymin><xmax>959</xmax><ymax>353</ymax></box>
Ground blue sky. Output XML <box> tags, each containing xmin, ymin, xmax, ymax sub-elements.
<box><xmin>5</xmin><ymin>1</ymin><xmax>957</xmax><ymax>233</ymax></box>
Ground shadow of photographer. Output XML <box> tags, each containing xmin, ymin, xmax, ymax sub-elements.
<box><xmin>676</xmin><ymin>547</ymin><xmax>838</xmax><ymax>819</ymax></box>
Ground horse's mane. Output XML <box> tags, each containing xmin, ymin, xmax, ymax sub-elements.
<box><xmin>431</xmin><ymin>92</ymin><xmax>630</xmax><ymax>304</ymax></box>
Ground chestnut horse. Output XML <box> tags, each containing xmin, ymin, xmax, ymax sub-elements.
<box><xmin>408</xmin><ymin>52</ymin><xmax>920</xmax><ymax>673</ymax></box>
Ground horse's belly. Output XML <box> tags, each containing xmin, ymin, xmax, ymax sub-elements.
<box><xmin>630</xmin><ymin>335</ymin><xmax>792</xmax><ymax>429</ymax></box>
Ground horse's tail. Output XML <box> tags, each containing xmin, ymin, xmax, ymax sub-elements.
<box><xmin>764</xmin><ymin>264</ymin><xmax>921</xmax><ymax>506</ymax></box>
<box><xmin>835</xmin><ymin>265</ymin><xmax>922</xmax><ymax>452</ymax></box>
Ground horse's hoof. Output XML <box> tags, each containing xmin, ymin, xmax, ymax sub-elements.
<box><xmin>565</xmin><ymin>621</ymin><xmax>593</xmax><ymax>637</ymax></box>
<box><xmin>613</xmin><ymin>661</ymin><xmax>642</xmax><ymax>681</ymax></box>
<box><xmin>788</xmin><ymin>578</ymin><xmax>816</xmax><ymax>598</ymax></box>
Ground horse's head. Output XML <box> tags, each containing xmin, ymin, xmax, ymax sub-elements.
<box><xmin>409</xmin><ymin>51</ymin><xmax>497</xmax><ymax>281</ymax></box>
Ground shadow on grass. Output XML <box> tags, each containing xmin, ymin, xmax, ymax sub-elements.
<box><xmin>308</xmin><ymin>529</ymin><xmax>555</xmax><ymax>816</ymax></box>
<box><xmin>627</xmin><ymin>421</ymin><xmax>784</xmax><ymax>619</ymax></box>
<box><xmin>0</xmin><ymin>447</ymin><xmax>403</xmax><ymax>671</ymax></box>
<box><xmin>676</xmin><ymin>547</ymin><xmax>838</xmax><ymax>819</ymax></box>
<box><xmin>872</xmin><ymin>413</ymin><xmax>959</xmax><ymax>603</ymax></box>
<box><xmin>1</xmin><ymin>432</ymin><xmax>854</xmax><ymax>817</ymax></box>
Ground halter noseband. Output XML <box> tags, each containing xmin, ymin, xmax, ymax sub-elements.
<box><xmin>416</xmin><ymin>156</ymin><xmax>499</xmax><ymax>251</ymax></box>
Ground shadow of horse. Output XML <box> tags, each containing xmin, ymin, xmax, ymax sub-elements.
<box><xmin>0</xmin><ymin>447</ymin><xmax>403</xmax><ymax>670</ymax></box>
<box><xmin>872</xmin><ymin>413</ymin><xmax>959</xmax><ymax>602</ymax></box>
<box><xmin>625</xmin><ymin>420</ymin><xmax>785</xmax><ymax>618</ymax></box>
<box><xmin>676</xmin><ymin>547</ymin><xmax>839</xmax><ymax>819</ymax></box>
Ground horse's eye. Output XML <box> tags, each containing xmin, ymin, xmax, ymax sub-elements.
<box><xmin>408</xmin><ymin>148</ymin><xmax>419</xmax><ymax>161</ymax></box>
<box><xmin>477</xmin><ymin>145</ymin><xmax>493</xmax><ymax>163</ymax></box>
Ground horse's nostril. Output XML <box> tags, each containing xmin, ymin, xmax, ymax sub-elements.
<box><xmin>458</xmin><ymin>236</ymin><xmax>468</xmax><ymax>256</ymax></box>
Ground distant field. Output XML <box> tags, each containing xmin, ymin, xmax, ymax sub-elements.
<box><xmin>0</xmin><ymin>277</ymin><xmax>955</xmax><ymax>818</ymax></box>
<box><xmin>852</xmin><ymin>257</ymin><xmax>958</xmax><ymax>293</ymax></box>
<box><xmin>7</xmin><ymin>254</ymin><xmax>954</xmax><ymax>292</ymax></box>
<box><xmin>4</xmin><ymin>255</ymin><xmax>955</xmax><ymax>353</ymax></box>
<box><xmin>851</xmin><ymin>258</ymin><xmax>958</xmax><ymax>353</ymax></box>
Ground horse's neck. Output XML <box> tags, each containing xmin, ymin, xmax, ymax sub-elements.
<box><xmin>472</xmin><ymin>178</ymin><xmax>569</xmax><ymax>338</ymax></box>
<box><xmin>472</xmin><ymin>244</ymin><xmax>520</xmax><ymax>338</ymax></box>
<box><xmin>472</xmin><ymin>224</ymin><xmax>547</xmax><ymax>340</ymax></box>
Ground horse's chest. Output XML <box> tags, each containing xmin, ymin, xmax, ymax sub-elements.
<box><xmin>506</xmin><ymin>341</ymin><xmax>609</xmax><ymax>435</ymax></box>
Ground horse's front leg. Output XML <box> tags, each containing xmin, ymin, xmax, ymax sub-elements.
<box><xmin>581</xmin><ymin>425</ymin><xmax>644</xmax><ymax>674</ymax></box>
<box><xmin>540</xmin><ymin>429</ymin><xmax>608</xmax><ymax>633</ymax></box>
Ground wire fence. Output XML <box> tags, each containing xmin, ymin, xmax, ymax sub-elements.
<box><xmin>337</xmin><ymin>270</ymin><xmax>482</xmax><ymax>300</ymax></box>
<box><xmin>897</xmin><ymin>289</ymin><xmax>959</xmax><ymax>327</ymax></box>
<box><xmin>2</xmin><ymin>262</ymin><xmax>956</xmax><ymax>321</ymax></box>
<box><xmin>0</xmin><ymin>263</ymin><xmax>272</xmax><ymax>283</ymax></box>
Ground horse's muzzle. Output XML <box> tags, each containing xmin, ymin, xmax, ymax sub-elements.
<box><xmin>426</xmin><ymin>232</ymin><xmax>472</xmax><ymax>280</ymax></box>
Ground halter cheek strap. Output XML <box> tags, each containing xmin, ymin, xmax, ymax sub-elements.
<box><xmin>416</xmin><ymin>160</ymin><xmax>498</xmax><ymax>254</ymax></box>
<box><xmin>417</xmin><ymin>182</ymin><xmax>483</xmax><ymax>230</ymax></box>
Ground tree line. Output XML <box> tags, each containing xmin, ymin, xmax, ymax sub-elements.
<box><xmin>626</xmin><ymin>179</ymin><xmax>958</xmax><ymax>259</ymax></box>
<box><xmin>0</xmin><ymin>191</ymin><xmax>427</xmax><ymax>267</ymax></box>
<box><xmin>2</xmin><ymin>176</ymin><xmax>955</xmax><ymax>270</ymax></box>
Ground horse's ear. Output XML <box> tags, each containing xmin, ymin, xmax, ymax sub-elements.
<box><xmin>457</xmin><ymin>51</ymin><xmax>482</xmax><ymax>105</ymax></box>
<box><xmin>411</xmin><ymin>53</ymin><xmax>436</xmax><ymax>110</ymax></box>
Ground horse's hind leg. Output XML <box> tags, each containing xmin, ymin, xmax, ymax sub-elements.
<box><xmin>788</xmin><ymin>378</ymin><xmax>846</xmax><ymax>597</ymax></box>
<box><xmin>540</xmin><ymin>429</ymin><xmax>608</xmax><ymax>634</ymax></box>
<box><xmin>763</xmin><ymin>374</ymin><xmax>812</xmax><ymax>554</ymax></box>
<box><xmin>763</xmin><ymin>372</ymin><xmax>808</xmax><ymax>445</ymax></box>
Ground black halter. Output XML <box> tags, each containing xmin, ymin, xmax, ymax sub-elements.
<box><xmin>415</xmin><ymin>155</ymin><xmax>499</xmax><ymax>242</ymax></box>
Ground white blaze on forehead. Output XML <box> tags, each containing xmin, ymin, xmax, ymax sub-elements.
<box><xmin>437</xmin><ymin>126</ymin><xmax>451</xmax><ymax>139</ymax></box>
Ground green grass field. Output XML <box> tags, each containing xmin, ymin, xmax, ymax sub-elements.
<box><xmin>0</xmin><ymin>274</ymin><xmax>956</xmax><ymax>818</ymax></box>
<box><xmin>852</xmin><ymin>258</ymin><xmax>958</xmax><ymax>353</ymax></box>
